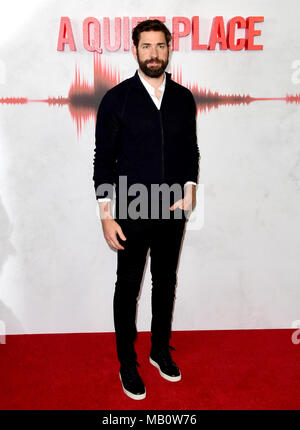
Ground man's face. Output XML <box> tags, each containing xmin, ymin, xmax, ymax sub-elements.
<box><xmin>133</xmin><ymin>30</ymin><xmax>169</xmax><ymax>78</ymax></box>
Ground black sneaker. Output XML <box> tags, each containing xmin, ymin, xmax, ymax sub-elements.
<box><xmin>149</xmin><ymin>345</ymin><xmax>181</xmax><ymax>382</ymax></box>
<box><xmin>119</xmin><ymin>360</ymin><xmax>146</xmax><ymax>400</ymax></box>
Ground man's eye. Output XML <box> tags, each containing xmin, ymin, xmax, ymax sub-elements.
<box><xmin>142</xmin><ymin>45</ymin><xmax>165</xmax><ymax>48</ymax></box>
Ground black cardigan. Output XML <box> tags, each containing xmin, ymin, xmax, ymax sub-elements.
<box><xmin>93</xmin><ymin>70</ymin><xmax>200</xmax><ymax>203</ymax></box>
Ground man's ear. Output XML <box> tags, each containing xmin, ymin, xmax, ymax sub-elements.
<box><xmin>131</xmin><ymin>44</ymin><xmax>137</xmax><ymax>59</ymax></box>
<box><xmin>167</xmin><ymin>44</ymin><xmax>173</xmax><ymax>62</ymax></box>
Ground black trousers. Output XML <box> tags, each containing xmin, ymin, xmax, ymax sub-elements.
<box><xmin>113</xmin><ymin>205</ymin><xmax>187</xmax><ymax>364</ymax></box>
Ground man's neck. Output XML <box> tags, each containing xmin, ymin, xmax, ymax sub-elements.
<box><xmin>138</xmin><ymin>68</ymin><xmax>165</xmax><ymax>89</ymax></box>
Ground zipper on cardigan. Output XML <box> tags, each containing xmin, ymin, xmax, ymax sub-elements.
<box><xmin>158</xmin><ymin>110</ymin><xmax>165</xmax><ymax>182</ymax></box>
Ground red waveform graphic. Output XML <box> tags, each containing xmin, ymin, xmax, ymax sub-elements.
<box><xmin>1</xmin><ymin>52</ymin><xmax>300</xmax><ymax>138</ymax></box>
<box><xmin>0</xmin><ymin>97</ymin><xmax>28</xmax><ymax>104</ymax></box>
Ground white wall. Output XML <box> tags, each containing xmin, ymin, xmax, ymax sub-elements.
<box><xmin>0</xmin><ymin>0</ymin><xmax>300</xmax><ymax>334</ymax></box>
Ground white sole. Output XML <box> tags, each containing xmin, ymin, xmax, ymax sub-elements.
<box><xmin>149</xmin><ymin>357</ymin><xmax>181</xmax><ymax>382</ymax></box>
<box><xmin>119</xmin><ymin>372</ymin><xmax>146</xmax><ymax>400</ymax></box>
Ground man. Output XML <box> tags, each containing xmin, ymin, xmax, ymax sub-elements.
<box><xmin>93</xmin><ymin>19</ymin><xmax>200</xmax><ymax>400</ymax></box>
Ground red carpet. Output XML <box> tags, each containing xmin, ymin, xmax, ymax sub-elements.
<box><xmin>0</xmin><ymin>329</ymin><xmax>299</xmax><ymax>410</ymax></box>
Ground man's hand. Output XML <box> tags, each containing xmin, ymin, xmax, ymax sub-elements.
<box><xmin>169</xmin><ymin>184</ymin><xmax>196</xmax><ymax>214</ymax></box>
<box><xmin>101</xmin><ymin>218</ymin><xmax>126</xmax><ymax>250</ymax></box>
<box><xmin>98</xmin><ymin>201</ymin><xmax>126</xmax><ymax>250</ymax></box>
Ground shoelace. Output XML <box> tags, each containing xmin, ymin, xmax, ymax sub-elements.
<box><xmin>158</xmin><ymin>345</ymin><xmax>176</xmax><ymax>353</ymax></box>
<box><xmin>155</xmin><ymin>345</ymin><xmax>177</xmax><ymax>366</ymax></box>
<box><xmin>121</xmin><ymin>360</ymin><xmax>142</xmax><ymax>383</ymax></box>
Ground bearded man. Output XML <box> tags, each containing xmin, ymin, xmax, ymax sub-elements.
<box><xmin>93</xmin><ymin>19</ymin><xmax>200</xmax><ymax>400</ymax></box>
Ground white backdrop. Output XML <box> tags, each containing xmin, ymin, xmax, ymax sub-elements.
<box><xmin>0</xmin><ymin>0</ymin><xmax>300</xmax><ymax>334</ymax></box>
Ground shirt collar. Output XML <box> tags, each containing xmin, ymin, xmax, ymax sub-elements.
<box><xmin>137</xmin><ymin>69</ymin><xmax>166</xmax><ymax>96</ymax></box>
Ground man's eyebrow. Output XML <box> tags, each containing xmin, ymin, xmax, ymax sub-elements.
<box><xmin>141</xmin><ymin>42</ymin><xmax>166</xmax><ymax>45</ymax></box>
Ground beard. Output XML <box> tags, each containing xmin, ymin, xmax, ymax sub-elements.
<box><xmin>137</xmin><ymin>50</ymin><xmax>169</xmax><ymax>78</ymax></box>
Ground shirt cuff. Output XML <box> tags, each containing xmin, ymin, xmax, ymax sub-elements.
<box><xmin>184</xmin><ymin>181</ymin><xmax>197</xmax><ymax>187</ymax></box>
<box><xmin>97</xmin><ymin>198</ymin><xmax>112</xmax><ymax>202</ymax></box>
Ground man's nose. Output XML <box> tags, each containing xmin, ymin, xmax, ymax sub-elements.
<box><xmin>149</xmin><ymin>46</ymin><xmax>159</xmax><ymax>56</ymax></box>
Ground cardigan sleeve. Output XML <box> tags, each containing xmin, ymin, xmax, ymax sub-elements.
<box><xmin>183</xmin><ymin>91</ymin><xmax>200</xmax><ymax>185</ymax></box>
<box><xmin>93</xmin><ymin>92</ymin><xmax>121</xmax><ymax>200</ymax></box>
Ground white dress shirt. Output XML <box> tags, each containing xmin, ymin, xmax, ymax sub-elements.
<box><xmin>97</xmin><ymin>70</ymin><xmax>196</xmax><ymax>202</ymax></box>
<box><xmin>138</xmin><ymin>69</ymin><xmax>166</xmax><ymax>109</ymax></box>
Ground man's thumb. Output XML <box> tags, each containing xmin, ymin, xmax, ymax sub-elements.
<box><xmin>118</xmin><ymin>229</ymin><xmax>126</xmax><ymax>240</ymax></box>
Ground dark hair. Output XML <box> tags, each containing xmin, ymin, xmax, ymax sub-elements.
<box><xmin>132</xmin><ymin>19</ymin><xmax>172</xmax><ymax>48</ymax></box>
